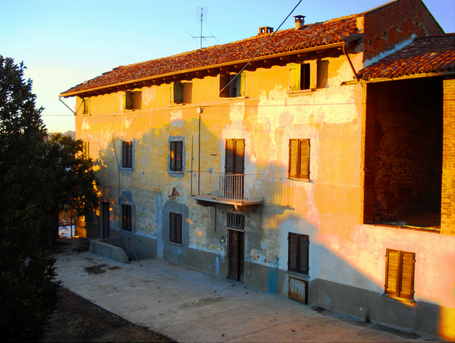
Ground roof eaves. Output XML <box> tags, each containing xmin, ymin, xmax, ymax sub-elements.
<box><xmin>60</xmin><ymin>40</ymin><xmax>348</xmax><ymax>98</ymax></box>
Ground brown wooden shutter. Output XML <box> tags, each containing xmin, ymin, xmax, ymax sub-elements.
<box><xmin>234</xmin><ymin>139</ymin><xmax>245</xmax><ymax>174</ymax></box>
<box><xmin>385</xmin><ymin>249</ymin><xmax>399</xmax><ymax>296</ymax></box>
<box><xmin>288</xmin><ymin>233</ymin><xmax>298</xmax><ymax>272</ymax></box>
<box><xmin>400</xmin><ymin>252</ymin><xmax>415</xmax><ymax>299</ymax></box>
<box><xmin>225</xmin><ymin>139</ymin><xmax>235</xmax><ymax>174</ymax></box>
<box><xmin>299</xmin><ymin>235</ymin><xmax>309</xmax><ymax>274</ymax></box>
<box><xmin>124</xmin><ymin>91</ymin><xmax>133</xmax><ymax>109</ymax></box>
<box><xmin>122</xmin><ymin>141</ymin><xmax>132</xmax><ymax>168</ymax></box>
<box><xmin>289</xmin><ymin>139</ymin><xmax>298</xmax><ymax>178</ymax></box>
<box><xmin>299</xmin><ymin>139</ymin><xmax>310</xmax><ymax>179</ymax></box>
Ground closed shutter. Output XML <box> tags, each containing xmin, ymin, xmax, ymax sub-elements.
<box><xmin>289</xmin><ymin>63</ymin><xmax>301</xmax><ymax>91</ymax></box>
<box><xmin>234</xmin><ymin>139</ymin><xmax>245</xmax><ymax>174</ymax></box>
<box><xmin>170</xmin><ymin>212</ymin><xmax>182</xmax><ymax>244</ymax></box>
<box><xmin>299</xmin><ymin>139</ymin><xmax>310</xmax><ymax>179</ymax></box>
<box><xmin>122</xmin><ymin>141</ymin><xmax>132</xmax><ymax>168</ymax></box>
<box><xmin>288</xmin><ymin>233</ymin><xmax>298</xmax><ymax>272</ymax></box>
<box><xmin>225</xmin><ymin>139</ymin><xmax>235</xmax><ymax>174</ymax></box>
<box><xmin>122</xmin><ymin>205</ymin><xmax>132</xmax><ymax>232</ymax></box>
<box><xmin>289</xmin><ymin>139</ymin><xmax>298</xmax><ymax>178</ymax></box>
<box><xmin>400</xmin><ymin>252</ymin><xmax>415</xmax><ymax>299</ymax></box>
<box><xmin>299</xmin><ymin>234</ymin><xmax>309</xmax><ymax>274</ymax></box>
<box><xmin>309</xmin><ymin>60</ymin><xmax>318</xmax><ymax>89</ymax></box>
<box><xmin>385</xmin><ymin>249</ymin><xmax>399</xmax><ymax>296</ymax></box>
<box><xmin>172</xmin><ymin>82</ymin><xmax>184</xmax><ymax>104</ymax></box>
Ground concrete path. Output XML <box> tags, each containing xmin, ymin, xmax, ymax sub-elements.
<box><xmin>54</xmin><ymin>240</ymin><xmax>430</xmax><ymax>342</ymax></box>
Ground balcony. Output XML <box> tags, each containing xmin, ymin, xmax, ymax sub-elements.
<box><xmin>189</xmin><ymin>171</ymin><xmax>263</xmax><ymax>206</ymax></box>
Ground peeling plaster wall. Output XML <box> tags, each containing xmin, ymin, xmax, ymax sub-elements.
<box><xmin>74</xmin><ymin>45</ymin><xmax>454</xmax><ymax>340</ymax></box>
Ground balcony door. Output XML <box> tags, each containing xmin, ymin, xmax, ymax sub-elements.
<box><xmin>225</xmin><ymin>139</ymin><xmax>244</xmax><ymax>200</ymax></box>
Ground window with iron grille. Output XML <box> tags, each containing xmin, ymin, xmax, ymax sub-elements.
<box><xmin>288</xmin><ymin>233</ymin><xmax>309</xmax><ymax>275</ymax></box>
<box><xmin>227</xmin><ymin>213</ymin><xmax>245</xmax><ymax>230</ymax></box>
<box><xmin>170</xmin><ymin>140</ymin><xmax>183</xmax><ymax>172</ymax></box>
<box><xmin>385</xmin><ymin>249</ymin><xmax>415</xmax><ymax>300</ymax></box>
<box><xmin>169</xmin><ymin>212</ymin><xmax>182</xmax><ymax>244</ymax></box>
<box><xmin>122</xmin><ymin>204</ymin><xmax>132</xmax><ymax>232</ymax></box>
<box><xmin>122</xmin><ymin>141</ymin><xmax>133</xmax><ymax>168</ymax></box>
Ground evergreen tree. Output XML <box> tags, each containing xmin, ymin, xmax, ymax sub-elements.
<box><xmin>0</xmin><ymin>55</ymin><xmax>100</xmax><ymax>340</ymax></box>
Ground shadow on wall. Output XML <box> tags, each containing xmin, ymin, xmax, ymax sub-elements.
<box><xmin>86</xmin><ymin>115</ymin><xmax>453</xmax><ymax>341</ymax></box>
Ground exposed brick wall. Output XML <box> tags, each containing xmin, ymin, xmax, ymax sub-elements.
<box><xmin>363</xmin><ymin>0</ymin><xmax>444</xmax><ymax>61</ymax></box>
<box><xmin>364</xmin><ymin>77</ymin><xmax>443</xmax><ymax>223</ymax></box>
<box><xmin>441</xmin><ymin>77</ymin><xmax>455</xmax><ymax>235</ymax></box>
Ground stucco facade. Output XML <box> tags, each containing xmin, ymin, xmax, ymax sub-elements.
<box><xmin>61</xmin><ymin>0</ymin><xmax>454</xmax><ymax>340</ymax></box>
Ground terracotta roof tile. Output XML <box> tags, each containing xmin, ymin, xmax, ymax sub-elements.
<box><xmin>61</xmin><ymin>14</ymin><xmax>360</xmax><ymax>96</ymax></box>
<box><xmin>358</xmin><ymin>34</ymin><xmax>455</xmax><ymax>80</ymax></box>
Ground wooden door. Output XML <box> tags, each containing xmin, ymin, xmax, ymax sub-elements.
<box><xmin>229</xmin><ymin>230</ymin><xmax>244</xmax><ymax>282</ymax></box>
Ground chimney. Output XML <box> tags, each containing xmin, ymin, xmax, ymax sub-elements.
<box><xmin>294</xmin><ymin>15</ymin><xmax>305</xmax><ymax>29</ymax></box>
<box><xmin>259</xmin><ymin>26</ymin><xmax>274</xmax><ymax>35</ymax></box>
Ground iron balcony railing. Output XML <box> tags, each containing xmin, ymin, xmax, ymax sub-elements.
<box><xmin>190</xmin><ymin>171</ymin><xmax>262</xmax><ymax>204</ymax></box>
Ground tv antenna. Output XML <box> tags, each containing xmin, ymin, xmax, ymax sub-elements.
<box><xmin>189</xmin><ymin>6</ymin><xmax>217</xmax><ymax>49</ymax></box>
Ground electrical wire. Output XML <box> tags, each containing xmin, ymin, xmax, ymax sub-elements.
<box><xmin>217</xmin><ymin>0</ymin><xmax>303</xmax><ymax>98</ymax></box>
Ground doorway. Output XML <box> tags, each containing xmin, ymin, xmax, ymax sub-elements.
<box><xmin>228</xmin><ymin>229</ymin><xmax>244</xmax><ymax>282</ymax></box>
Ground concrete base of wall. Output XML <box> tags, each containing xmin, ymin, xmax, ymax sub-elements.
<box><xmin>309</xmin><ymin>278</ymin><xmax>454</xmax><ymax>340</ymax></box>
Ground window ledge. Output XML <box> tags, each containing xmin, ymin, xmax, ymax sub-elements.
<box><xmin>168</xmin><ymin>241</ymin><xmax>183</xmax><ymax>247</ymax></box>
<box><xmin>287</xmin><ymin>89</ymin><xmax>316</xmax><ymax>95</ymax></box>
<box><xmin>221</xmin><ymin>96</ymin><xmax>249</xmax><ymax>100</ymax></box>
<box><xmin>287</xmin><ymin>177</ymin><xmax>312</xmax><ymax>183</ymax></box>
<box><xmin>287</xmin><ymin>271</ymin><xmax>310</xmax><ymax>281</ymax></box>
<box><xmin>382</xmin><ymin>293</ymin><xmax>416</xmax><ymax>306</ymax></box>
<box><xmin>169</xmin><ymin>171</ymin><xmax>185</xmax><ymax>174</ymax></box>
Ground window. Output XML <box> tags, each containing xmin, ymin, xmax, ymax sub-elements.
<box><xmin>385</xmin><ymin>249</ymin><xmax>415</xmax><ymax>300</ymax></box>
<box><xmin>220</xmin><ymin>72</ymin><xmax>246</xmax><ymax>98</ymax></box>
<box><xmin>124</xmin><ymin>90</ymin><xmax>142</xmax><ymax>110</ymax></box>
<box><xmin>227</xmin><ymin>213</ymin><xmax>245</xmax><ymax>230</ymax></box>
<box><xmin>289</xmin><ymin>139</ymin><xmax>310</xmax><ymax>180</ymax></box>
<box><xmin>288</xmin><ymin>233</ymin><xmax>309</xmax><ymax>275</ymax></box>
<box><xmin>83</xmin><ymin>98</ymin><xmax>90</xmax><ymax>114</ymax></box>
<box><xmin>171</xmin><ymin>82</ymin><xmax>192</xmax><ymax>105</ymax></box>
<box><xmin>289</xmin><ymin>60</ymin><xmax>328</xmax><ymax>91</ymax></box>
<box><xmin>82</xmin><ymin>141</ymin><xmax>90</xmax><ymax>159</ymax></box>
<box><xmin>122</xmin><ymin>204</ymin><xmax>132</xmax><ymax>232</ymax></box>
<box><xmin>170</xmin><ymin>141</ymin><xmax>183</xmax><ymax>172</ymax></box>
<box><xmin>122</xmin><ymin>141</ymin><xmax>133</xmax><ymax>168</ymax></box>
<box><xmin>169</xmin><ymin>212</ymin><xmax>182</xmax><ymax>244</ymax></box>
<box><xmin>225</xmin><ymin>139</ymin><xmax>245</xmax><ymax>174</ymax></box>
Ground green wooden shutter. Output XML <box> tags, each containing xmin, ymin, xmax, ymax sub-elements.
<box><xmin>172</xmin><ymin>82</ymin><xmax>184</xmax><ymax>104</ymax></box>
<box><xmin>385</xmin><ymin>249</ymin><xmax>399</xmax><ymax>296</ymax></box>
<box><xmin>289</xmin><ymin>63</ymin><xmax>301</xmax><ymax>91</ymax></box>
<box><xmin>289</xmin><ymin>139</ymin><xmax>298</xmax><ymax>178</ymax></box>
<box><xmin>299</xmin><ymin>139</ymin><xmax>310</xmax><ymax>179</ymax></box>
<box><xmin>400</xmin><ymin>252</ymin><xmax>415</xmax><ymax>299</ymax></box>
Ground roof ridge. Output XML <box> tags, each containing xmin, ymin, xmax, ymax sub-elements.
<box><xmin>415</xmin><ymin>33</ymin><xmax>455</xmax><ymax>40</ymax></box>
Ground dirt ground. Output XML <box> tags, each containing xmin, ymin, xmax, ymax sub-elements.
<box><xmin>42</xmin><ymin>239</ymin><xmax>174</xmax><ymax>342</ymax></box>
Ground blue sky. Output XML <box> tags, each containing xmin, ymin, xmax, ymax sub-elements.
<box><xmin>1</xmin><ymin>0</ymin><xmax>454</xmax><ymax>132</ymax></box>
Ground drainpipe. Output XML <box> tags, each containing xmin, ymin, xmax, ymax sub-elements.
<box><xmin>343</xmin><ymin>42</ymin><xmax>359</xmax><ymax>82</ymax></box>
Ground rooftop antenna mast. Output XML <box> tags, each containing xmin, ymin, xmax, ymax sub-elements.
<box><xmin>189</xmin><ymin>6</ymin><xmax>217</xmax><ymax>49</ymax></box>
